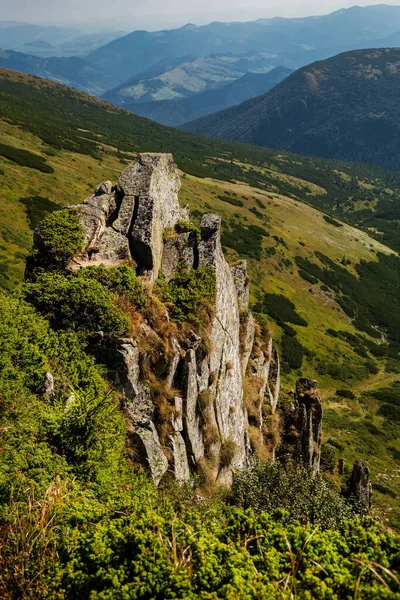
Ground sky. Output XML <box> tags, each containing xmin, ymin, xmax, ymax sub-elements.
<box><xmin>2</xmin><ymin>0</ymin><xmax>400</xmax><ymax>30</ymax></box>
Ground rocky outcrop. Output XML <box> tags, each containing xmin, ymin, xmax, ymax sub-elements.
<box><xmin>117</xmin><ymin>338</ymin><xmax>169</xmax><ymax>485</ymax></box>
<box><xmin>231</xmin><ymin>260</ymin><xmax>250</xmax><ymax>313</ymax></box>
<box><xmin>347</xmin><ymin>460</ymin><xmax>372</xmax><ymax>515</ymax></box>
<box><xmin>119</xmin><ymin>154</ymin><xmax>189</xmax><ymax>280</ymax></box>
<box><xmin>283</xmin><ymin>378</ymin><xmax>322</xmax><ymax>473</ymax></box>
<box><xmin>161</xmin><ymin>231</ymin><xmax>196</xmax><ymax>280</ymax></box>
<box><xmin>70</xmin><ymin>153</ymin><xmax>189</xmax><ymax>280</ymax></box>
<box><xmin>64</xmin><ymin>153</ymin><xmax>285</xmax><ymax>485</ymax></box>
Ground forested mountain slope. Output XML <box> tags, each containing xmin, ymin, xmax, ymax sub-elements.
<box><xmin>183</xmin><ymin>48</ymin><xmax>400</xmax><ymax>172</ymax></box>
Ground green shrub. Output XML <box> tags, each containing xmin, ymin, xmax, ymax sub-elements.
<box><xmin>321</xmin><ymin>443</ymin><xmax>338</xmax><ymax>473</ymax></box>
<box><xmin>19</xmin><ymin>195</ymin><xmax>60</xmax><ymax>230</ymax></box>
<box><xmin>255</xmin><ymin>198</ymin><xmax>266</xmax><ymax>209</ymax></box>
<box><xmin>221</xmin><ymin>222</ymin><xmax>267</xmax><ymax>260</ymax></box>
<box><xmin>174</xmin><ymin>220</ymin><xmax>201</xmax><ymax>239</ymax></box>
<box><xmin>372</xmin><ymin>383</ymin><xmax>400</xmax><ymax>406</ymax></box>
<box><xmin>323</xmin><ymin>214</ymin><xmax>343</xmax><ymax>227</ymax></box>
<box><xmin>388</xmin><ymin>446</ymin><xmax>400</xmax><ymax>460</ymax></box>
<box><xmin>0</xmin><ymin>142</ymin><xmax>54</xmax><ymax>173</ymax></box>
<box><xmin>255</xmin><ymin>293</ymin><xmax>308</xmax><ymax>327</ymax></box>
<box><xmin>374</xmin><ymin>483</ymin><xmax>397</xmax><ymax>498</ymax></box>
<box><xmin>281</xmin><ymin>322</ymin><xmax>296</xmax><ymax>337</ymax></box>
<box><xmin>336</xmin><ymin>389</ymin><xmax>356</xmax><ymax>399</ymax></box>
<box><xmin>281</xmin><ymin>334</ymin><xmax>305</xmax><ymax>370</ymax></box>
<box><xmin>0</xmin><ymin>292</ymin><xmax>116</xmax><ymax>503</ymax></box>
<box><xmin>24</xmin><ymin>272</ymin><xmax>129</xmax><ymax>335</ymax></box>
<box><xmin>156</xmin><ymin>265</ymin><xmax>216</xmax><ymax>328</ymax></box>
<box><xmin>0</xmin><ymin>293</ymin><xmax>53</xmax><ymax>397</ymax></box>
<box><xmin>230</xmin><ymin>462</ymin><xmax>356</xmax><ymax>529</ymax></box>
<box><xmin>217</xmin><ymin>193</ymin><xmax>244</xmax><ymax>207</ymax></box>
<box><xmin>28</xmin><ymin>209</ymin><xmax>84</xmax><ymax>272</ymax></box>
<box><xmin>76</xmin><ymin>265</ymin><xmax>148</xmax><ymax>309</ymax></box>
<box><xmin>299</xmin><ymin>269</ymin><xmax>318</xmax><ymax>284</ymax></box>
<box><xmin>379</xmin><ymin>403</ymin><xmax>400</xmax><ymax>423</ymax></box>
<box><xmin>51</xmin><ymin>387</ymin><xmax>124</xmax><ymax>481</ymax></box>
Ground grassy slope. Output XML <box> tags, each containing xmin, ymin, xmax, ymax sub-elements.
<box><xmin>0</xmin><ymin>68</ymin><xmax>399</xmax><ymax>526</ymax></box>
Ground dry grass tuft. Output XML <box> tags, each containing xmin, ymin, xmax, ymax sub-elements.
<box><xmin>243</xmin><ymin>377</ymin><xmax>263</xmax><ymax>422</ymax></box>
<box><xmin>249</xmin><ymin>426</ymin><xmax>270</xmax><ymax>463</ymax></box>
<box><xmin>219</xmin><ymin>439</ymin><xmax>238</xmax><ymax>469</ymax></box>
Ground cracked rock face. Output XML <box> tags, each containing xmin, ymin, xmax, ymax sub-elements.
<box><xmin>347</xmin><ymin>460</ymin><xmax>372</xmax><ymax>514</ymax></box>
<box><xmin>283</xmin><ymin>378</ymin><xmax>322</xmax><ymax>473</ymax></box>
<box><xmin>199</xmin><ymin>214</ymin><xmax>248</xmax><ymax>480</ymax></box>
<box><xmin>70</xmin><ymin>153</ymin><xmax>189</xmax><ymax>280</ymax></box>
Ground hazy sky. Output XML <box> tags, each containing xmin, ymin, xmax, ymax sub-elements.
<box><xmin>2</xmin><ymin>0</ymin><xmax>400</xmax><ymax>28</ymax></box>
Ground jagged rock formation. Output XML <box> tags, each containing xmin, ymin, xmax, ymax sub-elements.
<box><xmin>71</xmin><ymin>153</ymin><xmax>190</xmax><ymax>281</ymax></box>
<box><xmin>66</xmin><ymin>153</ymin><xmax>281</xmax><ymax>485</ymax></box>
<box><xmin>347</xmin><ymin>460</ymin><xmax>372</xmax><ymax>515</ymax></box>
<box><xmin>282</xmin><ymin>378</ymin><xmax>323</xmax><ymax>473</ymax></box>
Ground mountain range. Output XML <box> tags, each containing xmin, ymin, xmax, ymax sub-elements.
<box><xmin>3</xmin><ymin>5</ymin><xmax>400</xmax><ymax>114</ymax></box>
<box><xmin>126</xmin><ymin>67</ymin><xmax>292</xmax><ymax>126</ymax></box>
<box><xmin>183</xmin><ymin>47</ymin><xmax>400</xmax><ymax>172</ymax></box>
<box><xmin>103</xmin><ymin>52</ymin><xmax>282</xmax><ymax>106</ymax></box>
<box><xmin>88</xmin><ymin>5</ymin><xmax>400</xmax><ymax>83</ymax></box>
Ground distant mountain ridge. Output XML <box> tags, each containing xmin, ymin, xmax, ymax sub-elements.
<box><xmin>125</xmin><ymin>67</ymin><xmax>292</xmax><ymax>126</ymax></box>
<box><xmin>102</xmin><ymin>52</ymin><xmax>280</xmax><ymax>106</ymax></box>
<box><xmin>0</xmin><ymin>21</ymin><xmax>125</xmax><ymax>59</ymax></box>
<box><xmin>88</xmin><ymin>5</ymin><xmax>400</xmax><ymax>83</ymax></box>
<box><xmin>182</xmin><ymin>47</ymin><xmax>400</xmax><ymax>172</ymax></box>
<box><xmin>0</xmin><ymin>49</ymin><xmax>113</xmax><ymax>95</ymax></box>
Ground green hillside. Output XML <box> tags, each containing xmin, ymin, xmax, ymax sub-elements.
<box><xmin>183</xmin><ymin>48</ymin><xmax>400</xmax><ymax>173</ymax></box>
<box><xmin>1</xmin><ymin>68</ymin><xmax>400</xmax><ymax>528</ymax></box>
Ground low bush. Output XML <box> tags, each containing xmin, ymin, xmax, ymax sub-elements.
<box><xmin>230</xmin><ymin>462</ymin><xmax>356</xmax><ymax>529</ymax></box>
<box><xmin>379</xmin><ymin>403</ymin><xmax>400</xmax><ymax>423</ymax></box>
<box><xmin>321</xmin><ymin>443</ymin><xmax>338</xmax><ymax>473</ymax></box>
<box><xmin>374</xmin><ymin>483</ymin><xmax>397</xmax><ymax>498</ymax></box>
<box><xmin>217</xmin><ymin>193</ymin><xmax>244</xmax><ymax>207</ymax></box>
<box><xmin>371</xmin><ymin>383</ymin><xmax>400</xmax><ymax>406</ymax></box>
<box><xmin>221</xmin><ymin>222</ymin><xmax>267</xmax><ymax>260</ymax></box>
<box><xmin>281</xmin><ymin>334</ymin><xmax>305</xmax><ymax>370</ymax></box>
<box><xmin>299</xmin><ymin>269</ymin><xmax>318</xmax><ymax>284</ymax></box>
<box><xmin>336</xmin><ymin>389</ymin><xmax>356</xmax><ymax>399</ymax></box>
<box><xmin>255</xmin><ymin>292</ymin><xmax>308</xmax><ymax>327</ymax></box>
<box><xmin>51</xmin><ymin>387</ymin><xmax>124</xmax><ymax>480</ymax></box>
<box><xmin>156</xmin><ymin>265</ymin><xmax>216</xmax><ymax>329</ymax></box>
<box><xmin>24</xmin><ymin>272</ymin><xmax>130</xmax><ymax>336</ymax></box>
<box><xmin>27</xmin><ymin>209</ymin><xmax>84</xmax><ymax>272</ymax></box>
<box><xmin>0</xmin><ymin>142</ymin><xmax>54</xmax><ymax>173</ymax></box>
<box><xmin>174</xmin><ymin>220</ymin><xmax>201</xmax><ymax>239</ymax></box>
<box><xmin>19</xmin><ymin>195</ymin><xmax>60</xmax><ymax>230</ymax></box>
<box><xmin>76</xmin><ymin>265</ymin><xmax>148</xmax><ymax>310</ymax></box>
<box><xmin>323</xmin><ymin>214</ymin><xmax>343</xmax><ymax>227</ymax></box>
